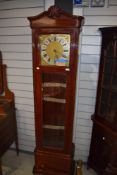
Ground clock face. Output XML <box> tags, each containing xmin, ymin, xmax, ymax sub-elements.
<box><xmin>39</xmin><ymin>34</ymin><xmax>70</xmax><ymax>66</ymax></box>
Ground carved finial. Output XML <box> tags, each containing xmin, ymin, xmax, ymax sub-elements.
<box><xmin>47</xmin><ymin>5</ymin><xmax>62</xmax><ymax>18</ymax></box>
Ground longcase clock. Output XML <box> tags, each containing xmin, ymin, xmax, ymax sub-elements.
<box><xmin>28</xmin><ymin>6</ymin><xmax>83</xmax><ymax>175</ymax></box>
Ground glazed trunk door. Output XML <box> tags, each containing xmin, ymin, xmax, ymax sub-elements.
<box><xmin>35</xmin><ymin>67</ymin><xmax>72</xmax><ymax>153</ymax></box>
<box><xmin>42</xmin><ymin>71</ymin><xmax>66</xmax><ymax>150</ymax></box>
<box><xmin>97</xmin><ymin>34</ymin><xmax>117</xmax><ymax>127</ymax></box>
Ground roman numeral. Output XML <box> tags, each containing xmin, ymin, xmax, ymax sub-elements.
<box><xmin>43</xmin><ymin>54</ymin><xmax>47</xmax><ymax>57</ymax></box>
<box><xmin>64</xmin><ymin>50</ymin><xmax>68</xmax><ymax>52</ymax></box>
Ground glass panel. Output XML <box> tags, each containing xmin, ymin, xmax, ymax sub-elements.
<box><xmin>99</xmin><ymin>36</ymin><xmax>117</xmax><ymax>124</ymax></box>
<box><xmin>112</xmin><ymin>49</ymin><xmax>117</xmax><ymax>91</ymax></box>
<box><xmin>112</xmin><ymin>75</ymin><xmax>117</xmax><ymax>92</ymax></box>
<box><xmin>105</xmin><ymin>93</ymin><xmax>117</xmax><ymax>123</ymax></box>
<box><xmin>43</xmin><ymin>129</ymin><xmax>64</xmax><ymax>148</ymax></box>
<box><xmin>102</xmin><ymin>74</ymin><xmax>111</xmax><ymax>87</ymax></box>
<box><xmin>106</xmin><ymin>40</ymin><xmax>115</xmax><ymax>58</ymax></box>
<box><xmin>99</xmin><ymin>89</ymin><xmax>109</xmax><ymax>117</ymax></box>
<box><xmin>104</xmin><ymin>58</ymin><xmax>113</xmax><ymax>75</ymax></box>
<box><xmin>114</xmin><ymin>59</ymin><xmax>117</xmax><ymax>77</ymax></box>
<box><xmin>42</xmin><ymin>72</ymin><xmax>67</xmax><ymax>149</ymax></box>
<box><xmin>102</xmin><ymin>54</ymin><xmax>113</xmax><ymax>89</ymax></box>
<box><xmin>0</xmin><ymin>65</ymin><xmax>3</xmax><ymax>94</ymax></box>
<box><xmin>39</xmin><ymin>34</ymin><xmax>70</xmax><ymax>66</ymax></box>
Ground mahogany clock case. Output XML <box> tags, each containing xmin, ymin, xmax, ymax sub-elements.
<box><xmin>28</xmin><ymin>6</ymin><xmax>84</xmax><ymax>175</ymax></box>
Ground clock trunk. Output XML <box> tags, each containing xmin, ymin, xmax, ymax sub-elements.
<box><xmin>28</xmin><ymin>6</ymin><xmax>84</xmax><ymax>175</ymax></box>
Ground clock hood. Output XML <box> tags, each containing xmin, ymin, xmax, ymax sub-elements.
<box><xmin>28</xmin><ymin>5</ymin><xmax>84</xmax><ymax>29</ymax></box>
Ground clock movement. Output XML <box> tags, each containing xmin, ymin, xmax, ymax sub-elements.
<box><xmin>28</xmin><ymin>6</ymin><xmax>83</xmax><ymax>175</ymax></box>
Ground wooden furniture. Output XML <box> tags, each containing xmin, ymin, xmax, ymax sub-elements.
<box><xmin>88</xmin><ymin>27</ymin><xmax>117</xmax><ymax>175</ymax></box>
<box><xmin>28</xmin><ymin>6</ymin><xmax>83</xmax><ymax>175</ymax></box>
<box><xmin>0</xmin><ymin>52</ymin><xmax>19</xmax><ymax>175</ymax></box>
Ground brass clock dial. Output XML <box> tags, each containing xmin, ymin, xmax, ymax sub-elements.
<box><xmin>39</xmin><ymin>34</ymin><xmax>70</xmax><ymax>66</ymax></box>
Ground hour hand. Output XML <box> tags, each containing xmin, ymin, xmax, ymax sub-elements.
<box><xmin>53</xmin><ymin>49</ymin><xmax>59</xmax><ymax>58</ymax></box>
<box><xmin>53</xmin><ymin>49</ymin><xmax>66</xmax><ymax>58</ymax></box>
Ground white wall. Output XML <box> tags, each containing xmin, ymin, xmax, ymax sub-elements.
<box><xmin>0</xmin><ymin>0</ymin><xmax>117</xmax><ymax>162</ymax></box>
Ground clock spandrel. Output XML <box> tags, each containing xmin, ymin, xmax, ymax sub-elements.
<box><xmin>39</xmin><ymin>34</ymin><xmax>70</xmax><ymax>66</ymax></box>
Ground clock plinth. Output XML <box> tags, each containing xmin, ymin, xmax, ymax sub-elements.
<box><xmin>28</xmin><ymin>5</ymin><xmax>84</xmax><ymax>175</ymax></box>
<box><xmin>33</xmin><ymin>146</ymin><xmax>75</xmax><ymax>175</ymax></box>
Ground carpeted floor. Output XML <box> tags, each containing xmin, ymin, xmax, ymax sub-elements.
<box><xmin>2</xmin><ymin>150</ymin><xmax>34</xmax><ymax>175</ymax></box>
<box><xmin>2</xmin><ymin>166</ymin><xmax>9</xmax><ymax>175</ymax></box>
<box><xmin>2</xmin><ymin>165</ymin><xmax>15</xmax><ymax>175</ymax></box>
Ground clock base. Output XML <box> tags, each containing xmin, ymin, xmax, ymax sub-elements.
<box><xmin>33</xmin><ymin>147</ymin><xmax>75</xmax><ymax>175</ymax></box>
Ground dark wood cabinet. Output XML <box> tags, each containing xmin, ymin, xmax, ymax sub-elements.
<box><xmin>0</xmin><ymin>53</ymin><xmax>19</xmax><ymax>174</ymax></box>
<box><xmin>28</xmin><ymin>6</ymin><xmax>83</xmax><ymax>175</ymax></box>
<box><xmin>88</xmin><ymin>27</ymin><xmax>117</xmax><ymax>175</ymax></box>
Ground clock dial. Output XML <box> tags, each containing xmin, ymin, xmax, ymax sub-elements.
<box><xmin>39</xmin><ymin>34</ymin><xmax>70</xmax><ymax>66</ymax></box>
